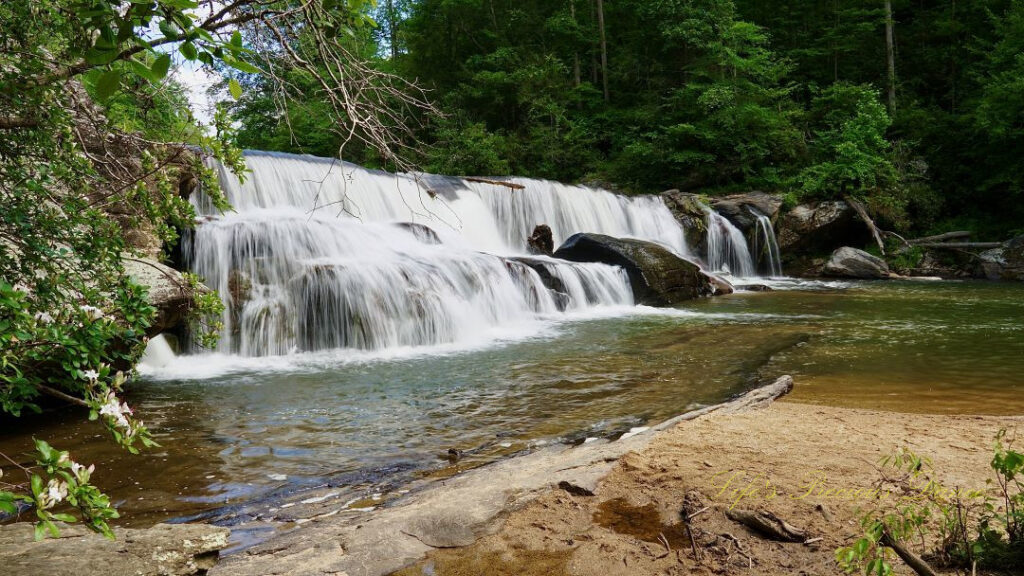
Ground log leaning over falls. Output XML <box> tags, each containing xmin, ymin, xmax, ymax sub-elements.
<box><xmin>463</xmin><ymin>177</ymin><xmax>526</xmax><ymax>190</ymax></box>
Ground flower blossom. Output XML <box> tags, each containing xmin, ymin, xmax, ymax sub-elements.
<box><xmin>70</xmin><ymin>461</ymin><xmax>95</xmax><ymax>483</ymax></box>
<box><xmin>34</xmin><ymin>311</ymin><xmax>53</xmax><ymax>324</ymax></box>
<box><xmin>39</xmin><ymin>479</ymin><xmax>68</xmax><ymax>509</ymax></box>
<box><xmin>98</xmin><ymin>392</ymin><xmax>133</xmax><ymax>432</ymax></box>
<box><xmin>79</xmin><ymin>305</ymin><xmax>104</xmax><ymax>321</ymax></box>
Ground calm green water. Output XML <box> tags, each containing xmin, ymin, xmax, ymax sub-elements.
<box><xmin>1</xmin><ymin>280</ymin><xmax>1022</xmax><ymax>531</ymax></box>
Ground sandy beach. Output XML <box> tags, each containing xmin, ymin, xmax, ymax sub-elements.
<box><xmin>393</xmin><ymin>399</ymin><xmax>1022</xmax><ymax>576</ymax></box>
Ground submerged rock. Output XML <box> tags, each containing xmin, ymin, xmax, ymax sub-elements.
<box><xmin>702</xmin><ymin>272</ymin><xmax>735</xmax><ymax>296</ymax></box>
<box><xmin>553</xmin><ymin>233</ymin><xmax>712</xmax><ymax>305</ymax></box>
<box><xmin>123</xmin><ymin>257</ymin><xmax>211</xmax><ymax>337</ymax></box>
<box><xmin>822</xmin><ymin>247</ymin><xmax>891</xmax><ymax>279</ymax></box>
<box><xmin>394</xmin><ymin>222</ymin><xmax>441</xmax><ymax>245</ymax></box>
<box><xmin>526</xmin><ymin>224</ymin><xmax>554</xmax><ymax>255</ymax></box>
<box><xmin>505</xmin><ymin>257</ymin><xmax>571</xmax><ymax>311</ymax></box>
<box><xmin>0</xmin><ymin>522</ymin><xmax>229</xmax><ymax>576</ymax></box>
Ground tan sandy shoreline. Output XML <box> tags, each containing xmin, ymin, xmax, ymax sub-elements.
<box><xmin>393</xmin><ymin>399</ymin><xmax>1023</xmax><ymax>576</ymax></box>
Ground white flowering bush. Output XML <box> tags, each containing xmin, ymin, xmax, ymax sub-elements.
<box><xmin>1</xmin><ymin>440</ymin><xmax>118</xmax><ymax>540</ymax></box>
<box><xmin>1</xmin><ymin>278</ymin><xmax>158</xmax><ymax>538</ymax></box>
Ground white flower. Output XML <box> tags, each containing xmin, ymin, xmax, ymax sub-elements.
<box><xmin>70</xmin><ymin>461</ymin><xmax>94</xmax><ymax>482</ymax></box>
<box><xmin>41</xmin><ymin>479</ymin><xmax>68</xmax><ymax>509</ymax></box>
<box><xmin>98</xmin><ymin>392</ymin><xmax>132</xmax><ymax>431</ymax></box>
<box><xmin>82</xmin><ymin>369</ymin><xmax>99</xmax><ymax>382</ymax></box>
<box><xmin>12</xmin><ymin>284</ymin><xmax>29</xmax><ymax>294</ymax></box>
<box><xmin>33</xmin><ymin>311</ymin><xmax>54</xmax><ymax>324</ymax></box>
<box><xmin>79</xmin><ymin>305</ymin><xmax>104</xmax><ymax>321</ymax></box>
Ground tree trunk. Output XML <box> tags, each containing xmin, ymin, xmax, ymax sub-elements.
<box><xmin>596</xmin><ymin>0</ymin><xmax>609</xmax><ymax>102</ymax></box>
<box><xmin>387</xmin><ymin>0</ymin><xmax>397</xmax><ymax>60</ymax></box>
<box><xmin>884</xmin><ymin>0</ymin><xmax>897</xmax><ymax>114</ymax></box>
<box><xmin>571</xmin><ymin>0</ymin><xmax>581</xmax><ymax>87</ymax></box>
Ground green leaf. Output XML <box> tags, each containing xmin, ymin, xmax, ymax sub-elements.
<box><xmin>150</xmin><ymin>54</ymin><xmax>171</xmax><ymax>80</ymax></box>
<box><xmin>84</xmin><ymin>48</ymin><xmax>120</xmax><ymax>66</ymax></box>
<box><xmin>95</xmin><ymin>70</ymin><xmax>122</xmax><ymax>101</ymax></box>
<box><xmin>231</xmin><ymin>30</ymin><xmax>243</xmax><ymax>47</ymax></box>
<box><xmin>33</xmin><ymin>523</ymin><xmax>47</xmax><ymax>541</ymax></box>
<box><xmin>226</xmin><ymin>58</ymin><xmax>260</xmax><ymax>74</ymax></box>
<box><xmin>228</xmin><ymin>78</ymin><xmax>242</xmax><ymax>100</ymax></box>
<box><xmin>179</xmin><ymin>42</ymin><xmax>198</xmax><ymax>61</ymax></box>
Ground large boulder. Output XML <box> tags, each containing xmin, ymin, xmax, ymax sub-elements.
<box><xmin>0</xmin><ymin>522</ymin><xmax>229</xmax><ymax>576</ymax></box>
<box><xmin>123</xmin><ymin>257</ymin><xmax>211</xmax><ymax>337</ymax></box>
<box><xmin>553</xmin><ymin>233</ymin><xmax>713</xmax><ymax>305</ymax></box>
<box><xmin>777</xmin><ymin>201</ymin><xmax>869</xmax><ymax>253</ymax></box>
<box><xmin>710</xmin><ymin>191</ymin><xmax>784</xmax><ymax>233</ymax></box>
<box><xmin>977</xmin><ymin>235</ymin><xmax>1024</xmax><ymax>281</ymax></box>
<box><xmin>822</xmin><ymin>247</ymin><xmax>891</xmax><ymax>279</ymax></box>
<box><xmin>661</xmin><ymin>190</ymin><xmax>708</xmax><ymax>255</ymax></box>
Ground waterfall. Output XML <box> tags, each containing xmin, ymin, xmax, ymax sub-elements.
<box><xmin>752</xmin><ymin>214</ymin><xmax>783</xmax><ymax>277</ymax></box>
<box><xmin>184</xmin><ymin>152</ymin><xmax>678</xmax><ymax>357</ymax></box>
<box><xmin>704</xmin><ymin>208</ymin><xmax>756</xmax><ymax>278</ymax></box>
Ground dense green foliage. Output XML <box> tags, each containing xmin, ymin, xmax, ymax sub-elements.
<box><xmin>229</xmin><ymin>0</ymin><xmax>1024</xmax><ymax>237</ymax></box>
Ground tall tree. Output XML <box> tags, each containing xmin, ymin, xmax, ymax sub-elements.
<box><xmin>596</xmin><ymin>0</ymin><xmax>609</xmax><ymax>101</ymax></box>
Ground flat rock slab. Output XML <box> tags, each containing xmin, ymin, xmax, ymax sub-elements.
<box><xmin>0</xmin><ymin>522</ymin><xmax>230</xmax><ymax>576</ymax></box>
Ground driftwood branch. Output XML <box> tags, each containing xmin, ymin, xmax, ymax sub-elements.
<box><xmin>881</xmin><ymin>530</ymin><xmax>939</xmax><ymax>576</ymax></box>
<box><xmin>725</xmin><ymin>508</ymin><xmax>806</xmax><ymax>542</ymax></box>
<box><xmin>909</xmin><ymin>231</ymin><xmax>972</xmax><ymax>244</ymax></box>
<box><xmin>845</xmin><ymin>197</ymin><xmax>886</xmax><ymax>255</ymax></box>
<box><xmin>913</xmin><ymin>242</ymin><xmax>1002</xmax><ymax>250</ymax></box>
<box><xmin>463</xmin><ymin>177</ymin><xmax>526</xmax><ymax>190</ymax></box>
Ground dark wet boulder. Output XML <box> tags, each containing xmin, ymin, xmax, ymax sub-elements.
<box><xmin>822</xmin><ymin>247</ymin><xmax>891</xmax><ymax>279</ymax></box>
<box><xmin>526</xmin><ymin>224</ymin><xmax>554</xmax><ymax>255</ymax></box>
<box><xmin>394</xmin><ymin>222</ymin><xmax>441</xmax><ymax>245</ymax></box>
<box><xmin>777</xmin><ymin>201</ymin><xmax>869</xmax><ymax>253</ymax></box>
<box><xmin>661</xmin><ymin>190</ymin><xmax>709</xmax><ymax>255</ymax></box>
<box><xmin>553</xmin><ymin>233</ymin><xmax>713</xmax><ymax>305</ymax></box>
<box><xmin>710</xmin><ymin>191</ymin><xmax>784</xmax><ymax>233</ymax></box>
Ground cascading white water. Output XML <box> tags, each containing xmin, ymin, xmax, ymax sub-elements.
<box><xmin>752</xmin><ymin>214</ymin><xmax>783</xmax><ymax>277</ymax></box>
<box><xmin>469</xmin><ymin>178</ymin><xmax>688</xmax><ymax>254</ymax></box>
<box><xmin>704</xmin><ymin>208</ymin><xmax>756</xmax><ymax>277</ymax></box>
<box><xmin>185</xmin><ymin>152</ymin><xmax>678</xmax><ymax>357</ymax></box>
